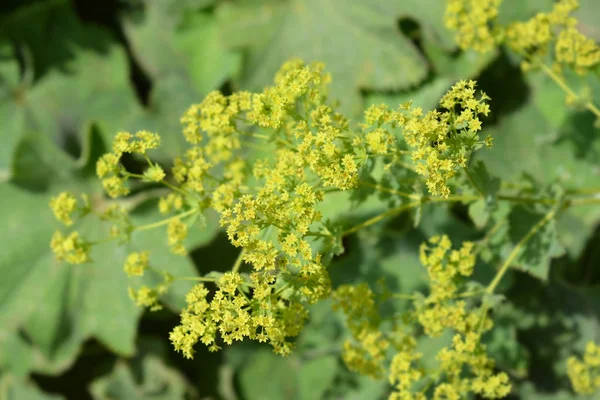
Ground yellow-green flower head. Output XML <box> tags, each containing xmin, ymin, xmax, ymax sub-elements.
<box><xmin>102</xmin><ymin>176</ymin><xmax>129</xmax><ymax>199</ymax></box>
<box><xmin>555</xmin><ymin>27</ymin><xmax>600</xmax><ymax>75</ymax></box>
<box><xmin>445</xmin><ymin>0</ymin><xmax>503</xmax><ymax>53</ymax></box>
<box><xmin>113</xmin><ymin>130</ymin><xmax>161</xmax><ymax>155</ymax></box>
<box><xmin>395</xmin><ymin>80</ymin><xmax>491</xmax><ymax>198</ymax></box>
<box><xmin>172</xmin><ymin>147</ymin><xmax>213</xmax><ymax>193</ymax></box>
<box><xmin>217</xmin><ymin>271</ymin><xmax>244</xmax><ymax>294</ymax></box>
<box><xmin>96</xmin><ymin>153</ymin><xmax>120</xmax><ymax>179</ymax></box>
<box><xmin>159</xmin><ymin>193</ymin><xmax>184</xmax><ymax>215</ymax></box>
<box><xmin>167</xmin><ymin>218</ymin><xmax>188</xmax><ymax>255</ymax></box>
<box><xmin>49</xmin><ymin>192</ymin><xmax>77</xmax><ymax>226</ymax></box>
<box><xmin>471</xmin><ymin>372</ymin><xmax>511</xmax><ymax>398</ymax></box>
<box><xmin>389</xmin><ymin>351</ymin><xmax>423</xmax><ymax>393</ymax></box>
<box><xmin>567</xmin><ymin>341</ymin><xmax>600</xmax><ymax>394</ymax></box>
<box><xmin>128</xmin><ymin>285</ymin><xmax>162</xmax><ymax>311</ymax></box>
<box><xmin>341</xmin><ymin>329</ymin><xmax>390</xmax><ymax>379</ymax></box>
<box><xmin>504</xmin><ymin>0</ymin><xmax>594</xmax><ymax>74</ymax></box>
<box><xmin>143</xmin><ymin>164</ymin><xmax>166</xmax><ymax>182</ymax></box>
<box><xmin>124</xmin><ymin>251</ymin><xmax>150</xmax><ymax>277</ymax></box>
<box><xmin>50</xmin><ymin>230</ymin><xmax>91</xmax><ymax>264</ymax></box>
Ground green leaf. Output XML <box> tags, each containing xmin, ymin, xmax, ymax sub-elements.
<box><xmin>0</xmin><ymin>130</ymin><xmax>218</xmax><ymax>375</ymax></box>
<box><xmin>496</xmin><ymin>0</ymin><xmax>554</xmax><ymax>25</ymax></box>
<box><xmin>238</xmin><ymin>349</ymin><xmax>298</xmax><ymax>400</ymax></box>
<box><xmin>574</xmin><ymin>0</ymin><xmax>600</xmax><ymax>42</ymax></box>
<box><xmin>298</xmin><ymin>356</ymin><xmax>338</xmax><ymax>400</ymax></box>
<box><xmin>507</xmin><ymin>205</ymin><xmax>564</xmax><ymax>281</ymax></box>
<box><xmin>366</xmin><ymin>47</ymin><xmax>497</xmax><ymax>112</ymax></box>
<box><xmin>517</xmin><ymin>383</ymin><xmax>579</xmax><ymax>400</ymax></box>
<box><xmin>217</xmin><ymin>0</ymin><xmax>428</xmax><ymax>115</ymax></box>
<box><xmin>477</xmin><ymin>73</ymin><xmax>600</xmax><ymax>259</ymax></box>
<box><xmin>0</xmin><ymin>42</ymin><xmax>24</xmax><ymax>181</ymax></box>
<box><xmin>0</xmin><ymin>333</ymin><xmax>35</xmax><ymax>379</ymax></box>
<box><xmin>89</xmin><ymin>349</ymin><xmax>192</xmax><ymax>400</ymax></box>
<box><xmin>123</xmin><ymin>2</ymin><xmax>240</xmax><ymax>94</ymax></box>
<box><xmin>0</xmin><ymin>5</ymin><xmax>150</xmax><ymax>175</ymax></box>
<box><xmin>467</xmin><ymin>161</ymin><xmax>500</xmax><ymax>228</ymax></box>
<box><xmin>0</xmin><ymin>375</ymin><xmax>64</xmax><ymax>400</ymax></box>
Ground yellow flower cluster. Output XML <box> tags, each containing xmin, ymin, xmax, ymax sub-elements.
<box><xmin>567</xmin><ymin>341</ymin><xmax>600</xmax><ymax>394</ymax></box>
<box><xmin>170</xmin><ymin>272</ymin><xmax>308</xmax><ymax>357</ymax></box>
<box><xmin>51</xmin><ymin>58</ymin><xmax>496</xmax><ymax>362</ymax></box>
<box><xmin>332</xmin><ymin>236</ymin><xmax>511</xmax><ymax>399</ymax></box>
<box><xmin>248</xmin><ymin>59</ymin><xmax>330</xmax><ymax>129</ymax></box>
<box><xmin>555</xmin><ymin>27</ymin><xmax>600</xmax><ymax>75</ymax></box>
<box><xmin>158</xmin><ymin>193</ymin><xmax>184</xmax><ymax>215</ymax></box>
<box><xmin>50</xmin><ymin>231</ymin><xmax>91</xmax><ymax>264</ymax></box>
<box><xmin>395</xmin><ymin>81</ymin><xmax>491</xmax><ymax>198</ymax></box>
<box><xmin>445</xmin><ymin>0</ymin><xmax>600</xmax><ymax>76</ymax></box>
<box><xmin>128</xmin><ymin>285</ymin><xmax>164</xmax><ymax>312</ymax></box>
<box><xmin>96</xmin><ymin>130</ymin><xmax>161</xmax><ymax>198</ymax></box>
<box><xmin>123</xmin><ymin>251</ymin><xmax>150</xmax><ymax>277</ymax></box>
<box><xmin>167</xmin><ymin>219</ymin><xmax>188</xmax><ymax>256</ymax></box>
<box><xmin>49</xmin><ymin>192</ymin><xmax>78</xmax><ymax>226</ymax></box>
<box><xmin>445</xmin><ymin>0</ymin><xmax>503</xmax><ymax>53</ymax></box>
<box><xmin>504</xmin><ymin>0</ymin><xmax>596</xmax><ymax>72</ymax></box>
<box><xmin>332</xmin><ymin>284</ymin><xmax>389</xmax><ymax>379</ymax></box>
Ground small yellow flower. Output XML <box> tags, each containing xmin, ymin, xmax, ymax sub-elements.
<box><xmin>128</xmin><ymin>286</ymin><xmax>162</xmax><ymax>311</ymax></box>
<box><xmin>167</xmin><ymin>218</ymin><xmax>188</xmax><ymax>255</ymax></box>
<box><xmin>50</xmin><ymin>230</ymin><xmax>91</xmax><ymax>264</ymax></box>
<box><xmin>124</xmin><ymin>251</ymin><xmax>150</xmax><ymax>277</ymax></box>
<box><xmin>49</xmin><ymin>192</ymin><xmax>77</xmax><ymax>226</ymax></box>
<box><xmin>143</xmin><ymin>164</ymin><xmax>166</xmax><ymax>182</ymax></box>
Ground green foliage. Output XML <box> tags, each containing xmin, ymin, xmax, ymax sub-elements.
<box><xmin>2</xmin><ymin>0</ymin><xmax>600</xmax><ymax>398</ymax></box>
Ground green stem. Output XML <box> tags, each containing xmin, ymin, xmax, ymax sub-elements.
<box><xmin>342</xmin><ymin>201</ymin><xmax>421</xmax><ymax>236</ymax></box>
<box><xmin>133</xmin><ymin>209</ymin><xmax>198</xmax><ymax>232</ymax></box>
<box><xmin>540</xmin><ymin>63</ymin><xmax>600</xmax><ymax>118</ymax></box>
<box><xmin>174</xmin><ymin>276</ymin><xmax>217</xmax><ymax>282</ymax></box>
<box><xmin>391</xmin><ymin>293</ymin><xmax>417</xmax><ymax>300</ymax></box>
<box><xmin>89</xmin><ymin>235</ymin><xmax>122</xmax><ymax>246</ymax></box>
<box><xmin>486</xmin><ymin>208</ymin><xmax>557</xmax><ymax>295</ymax></box>
<box><xmin>568</xmin><ymin>197</ymin><xmax>600</xmax><ymax>207</ymax></box>
<box><xmin>232</xmin><ymin>248</ymin><xmax>247</xmax><ymax>273</ymax></box>
<box><xmin>423</xmin><ymin>195</ymin><xmax>481</xmax><ymax>203</ymax></box>
<box><xmin>497</xmin><ymin>194</ymin><xmax>555</xmax><ymax>205</ymax></box>
<box><xmin>359</xmin><ymin>180</ymin><xmax>417</xmax><ymax>199</ymax></box>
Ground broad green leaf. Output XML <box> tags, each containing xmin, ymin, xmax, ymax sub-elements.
<box><xmin>502</xmin><ymin>275</ymin><xmax>600</xmax><ymax>391</ymax></box>
<box><xmin>467</xmin><ymin>161</ymin><xmax>500</xmax><ymax>228</ymax></box>
<box><xmin>0</xmin><ymin>0</ymin><xmax>113</xmax><ymax>79</ymax></box>
<box><xmin>486</xmin><ymin>313</ymin><xmax>529</xmax><ymax>378</ymax></box>
<box><xmin>217</xmin><ymin>0</ymin><xmax>428</xmax><ymax>115</ymax></box>
<box><xmin>496</xmin><ymin>0</ymin><xmax>554</xmax><ymax>25</ymax></box>
<box><xmin>89</xmin><ymin>351</ymin><xmax>192</xmax><ymax>400</ymax></box>
<box><xmin>0</xmin><ymin>5</ymin><xmax>151</xmax><ymax>174</ymax></box>
<box><xmin>488</xmin><ymin>205</ymin><xmax>565</xmax><ymax>282</ymax></box>
<box><xmin>0</xmin><ymin>131</ymin><xmax>217</xmax><ymax>375</ymax></box>
<box><xmin>0</xmin><ymin>375</ymin><xmax>63</xmax><ymax>400</ymax></box>
<box><xmin>517</xmin><ymin>383</ymin><xmax>579</xmax><ymax>400</ymax></box>
<box><xmin>298</xmin><ymin>356</ymin><xmax>338</xmax><ymax>400</ymax></box>
<box><xmin>366</xmin><ymin>47</ymin><xmax>497</xmax><ymax>112</ymax></box>
<box><xmin>0</xmin><ymin>42</ymin><xmax>24</xmax><ymax>181</ymax></box>
<box><xmin>122</xmin><ymin>2</ymin><xmax>241</xmax><ymax>163</ymax></box>
<box><xmin>0</xmin><ymin>333</ymin><xmax>35</xmax><ymax>379</ymax></box>
<box><xmin>478</xmin><ymin>73</ymin><xmax>600</xmax><ymax>259</ymax></box>
<box><xmin>238</xmin><ymin>349</ymin><xmax>298</xmax><ymax>400</ymax></box>
<box><xmin>575</xmin><ymin>0</ymin><xmax>600</xmax><ymax>41</ymax></box>
<box><xmin>123</xmin><ymin>1</ymin><xmax>240</xmax><ymax>94</ymax></box>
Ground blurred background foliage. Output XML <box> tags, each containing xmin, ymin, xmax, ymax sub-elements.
<box><xmin>1</xmin><ymin>0</ymin><xmax>600</xmax><ymax>399</ymax></box>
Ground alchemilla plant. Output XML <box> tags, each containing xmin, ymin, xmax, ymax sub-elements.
<box><xmin>48</xmin><ymin>0</ymin><xmax>600</xmax><ymax>398</ymax></box>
